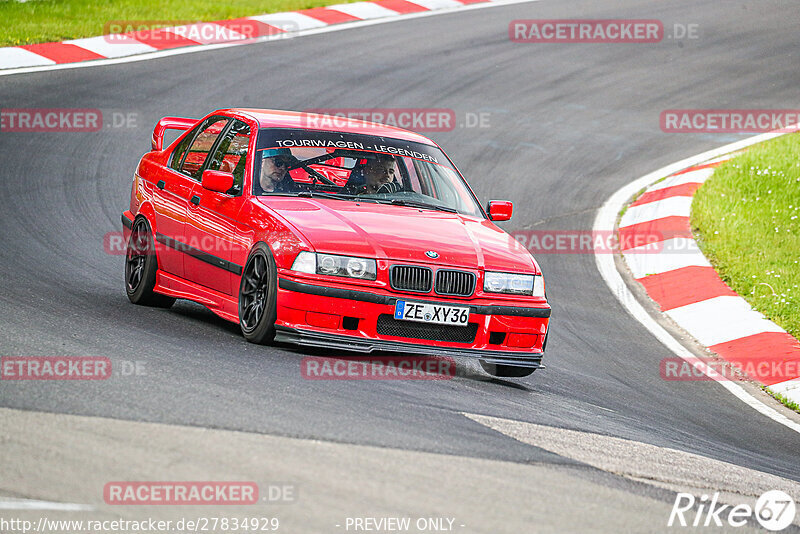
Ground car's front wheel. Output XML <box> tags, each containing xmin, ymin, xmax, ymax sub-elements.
<box><xmin>479</xmin><ymin>361</ymin><xmax>536</xmax><ymax>378</ymax></box>
<box><xmin>238</xmin><ymin>243</ymin><xmax>278</xmax><ymax>344</ymax></box>
<box><xmin>125</xmin><ymin>217</ymin><xmax>175</xmax><ymax>308</ymax></box>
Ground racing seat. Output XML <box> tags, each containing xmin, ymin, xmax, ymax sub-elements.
<box><xmin>342</xmin><ymin>160</ymin><xmax>402</xmax><ymax>194</ymax></box>
<box><xmin>342</xmin><ymin>166</ymin><xmax>366</xmax><ymax>194</ymax></box>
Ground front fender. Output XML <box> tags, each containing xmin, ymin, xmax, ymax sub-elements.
<box><xmin>236</xmin><ymin>200</ymin><xmax>314</xmax><ymax>272</ymax></box>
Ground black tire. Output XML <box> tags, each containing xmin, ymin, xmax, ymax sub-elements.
<box><xmin>125</xmin><ymin>217</ymin><xmax>175</xmax><ymax>308</ymax></box>
<box><xmin>238</xmin><ymin>242</ymin><xmax>278</xmax><ymax>344</ymax></box>
<box><xmin>479</xmin><ymin>360</ymin><xmax>537</xmax><ymax>378</ymax></box>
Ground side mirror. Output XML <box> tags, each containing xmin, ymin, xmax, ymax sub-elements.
<box><xmin>202</xmin><ymin>170</ymin><xmax>234</xmax><ymax>193</ymax></box>
<box><xmin>487</xmin><ymin>200</ymin><xmax>513</xmax><ymax>221</ymax></box>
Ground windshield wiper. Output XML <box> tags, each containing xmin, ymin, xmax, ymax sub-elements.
<box><xmin>275</xmin><ymin>192</ymin><xmax>456</xmax><ymax>212</ymax></box>
<box><xmin>296</xmin><ymin>191</ymin><xmax>380</xmax><ymax>203</ymax></box>
<box><xmin>297</xmin><ymin>191</ymin><xmax>347</xmax><ymax>200</ymax></box>
<box><xmin>388</xmin><ymin>199</ymin><xmax>458</xmax><ymax>213</ymax></box>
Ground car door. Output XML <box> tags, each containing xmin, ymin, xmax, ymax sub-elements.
<box><xmin>149</xmin><ymin>122</ymin><xmax>199</xmax><ymax>277</ymax></box>
<box><xmin>184</xmin><ymin>118</ymin><xmax>252</xmax><ymax>295</ymax></box>
<box><xmin>153</xmin><ymin>116</ymin><xmax>230</xmax><ymax>279</ymax></box>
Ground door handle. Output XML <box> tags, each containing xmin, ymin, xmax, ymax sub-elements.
<box><xmin>156</xmin><ymin>180</ymin><xmax>166</xmax><ymax>189</ymax></box>
<box><xmin>190</xmin><ymin>195</ymin><xmax>201</xmax><ymax>206</ymax></box>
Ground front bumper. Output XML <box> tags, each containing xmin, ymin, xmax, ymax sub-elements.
<box><xmin>275</xmin><ymin>276</ymin><xmax>550</xmax><ymax>368</ymax></box>
<box><xmin>274</xmin><ymin>326</ymin><xmax>544</xmax><ymax>368</ymax></box>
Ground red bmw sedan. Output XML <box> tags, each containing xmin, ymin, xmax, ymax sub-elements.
<box><xmin>122</xmin><ymin>109</ymin><xmax>550</xmax><ymax>377</ymax></box>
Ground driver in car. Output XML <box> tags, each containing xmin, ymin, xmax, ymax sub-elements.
<box><xmin>364</xmin><ymin>154</ymin><xmax>400</xmax><ymax>194</ymax></box>
<box><xmin>344</xmin><ymin>153</ymin><xmax>401</xmax><ymax>195</ymax></box>
<box><xmin>257</xmin><ymin>148</ymin><xmax>297</xmax><ymax>194</ymax></box>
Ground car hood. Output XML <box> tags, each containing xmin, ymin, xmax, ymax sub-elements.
<box><xmin>256</xmin><ymin>197</ymin><xmax>537</xmax><ymax>272</ymax></box>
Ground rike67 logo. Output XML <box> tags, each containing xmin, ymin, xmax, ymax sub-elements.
<box><xmin>668</xmin><ymin>490</ymin><xmax>796</xmax><ymax>531</ymax></box>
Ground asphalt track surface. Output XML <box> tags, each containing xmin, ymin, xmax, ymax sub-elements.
<box><xmin>1</xmin><ymin>0</ymin><xmax>800</xmax><ymax>528</ymax></box>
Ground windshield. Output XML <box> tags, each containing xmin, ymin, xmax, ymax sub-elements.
<box><xmin>252</xmin><ymin>128</ymin><xmax>484</xmax><ymax>218</ymax></box>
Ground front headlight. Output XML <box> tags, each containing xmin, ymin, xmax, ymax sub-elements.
<box><xmin>291</xmin><ymin>252</ymin><xmax>377</xmax><ymax>280</ymax></box>
<box><xmin>484</xmin><ymin>272</ymin><xmax>543</xmax><ymax>296</ymax></box>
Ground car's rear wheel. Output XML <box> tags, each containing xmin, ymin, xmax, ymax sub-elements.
<box><xmin>239</xmin><ymin>243</ymin><xmax>278</xmax><ymax>344</ymax></box>
<box><xmin>125</xmin><ymin>217</ymin><xmax>175</xmax><ymax>308</ymax></box>
<box><xmin>479</xmin><ymin>361</ymin><xmax>537</xmax><ymax>378</ymax></box>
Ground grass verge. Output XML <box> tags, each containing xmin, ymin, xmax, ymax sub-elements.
<box><xmin>692</xmin><ymin>133</ymin><xmax>800</xmax><ymax>339</ymax></box>
<box><xmin>763</xmin><ymin>386</ymin><xmax>800</xmax><ymax>414</ymax></box>
<box><xmin>0</xmin><ymin>0</ymin><xmax>357</xmax><ymax>47</ymax></box>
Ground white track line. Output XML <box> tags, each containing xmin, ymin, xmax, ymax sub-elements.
<box><xmin>0</xmin><ymin>498</ymin><xmax>94</xmax><ymax>511</ymax></box>
<box><xmin>250</xmin><ymin>12</ymin><xmax>329</xmax><ymax>30</ymax></box>
<box><xmin>325</xmin><ymin>2</ymin><xmax>400</xmax><ymax>18</ymax></box>
<box><xmin>647</xmin><ymin>167</ymin><xmax>714</xmax><ymax>192</ymax></box>
<box><xmin>63</xmin><ymin>35</ymin><xmax>157</xmax><ymax>58</ymax></box>
<box><xmin>623</xmin><ymin>237</ymin><xmax>711</xmax><ymax>279</ymax></box>
<box><xmin>0</xmin><ymin>0</ymin><xmax>542</xmax><ymax>77</ymax></box>
<box><xmin>771</xmin><ymin>379</ymin><xmax>800</xmax><ymax>402</ymax></box>
<box><xmin>0</xmin><ymin>47</ymin><xmax>55</xmax><ymax>68</ymax></box>
<box><xmin>409</xmin><ymin>0</ymin><xmax>464</xmax><ymax>9</ymax></box>
<box><xmin>665</xmin><ymin>296</ymin><xmax>786</xmax><ymax>347</ymax></box>
<box><xmin>619</xmin><ymin>196</ymin><xmax>693</xmax><ymax>228</ymax></box>
<box><xmin>594</xmin><ymin>130</ymin><xmax>800</xmax><ymax>435</ymax></box>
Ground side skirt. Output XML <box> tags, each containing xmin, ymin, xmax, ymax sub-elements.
<box><xmin>154</xmin><ymin>270</ymin><xmax>240</xmax><ymax>323</ymax></box>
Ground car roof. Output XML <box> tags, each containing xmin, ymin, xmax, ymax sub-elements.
<box><xmin>223</xmin><ymin>108</ymin><xmax>439</xmax><ymax>147</ymax></box>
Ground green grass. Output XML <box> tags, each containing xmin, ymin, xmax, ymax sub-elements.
<box><xmin>0</xmin><ymin>0</ymin><xmax>357</xmax><ymax>47</ymax></box>
<box><xmin>619</xmin><ymin>186</ymin><xmax>647</xmax><ymax>220</ymax></box>
<box><xmin>692</xmin><ymin>133</ymin><xmax>800</xmax><ymax>339</ymax></box>
<box><xmin>763</xmin><ymin>386</ymin><xmax>800</xmax><ymax>414</ymax></box>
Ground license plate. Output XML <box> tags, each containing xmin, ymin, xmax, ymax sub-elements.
<box><xmin>394</xmin><ymin>300</ymin><xmax>470</xmax><ymax>326</ymax></box>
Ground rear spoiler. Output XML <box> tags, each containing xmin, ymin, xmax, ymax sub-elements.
<box><xmin>151</xmin><ymin>117</ymin><xmax>196</xmax><ymax>151</ymax></box>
